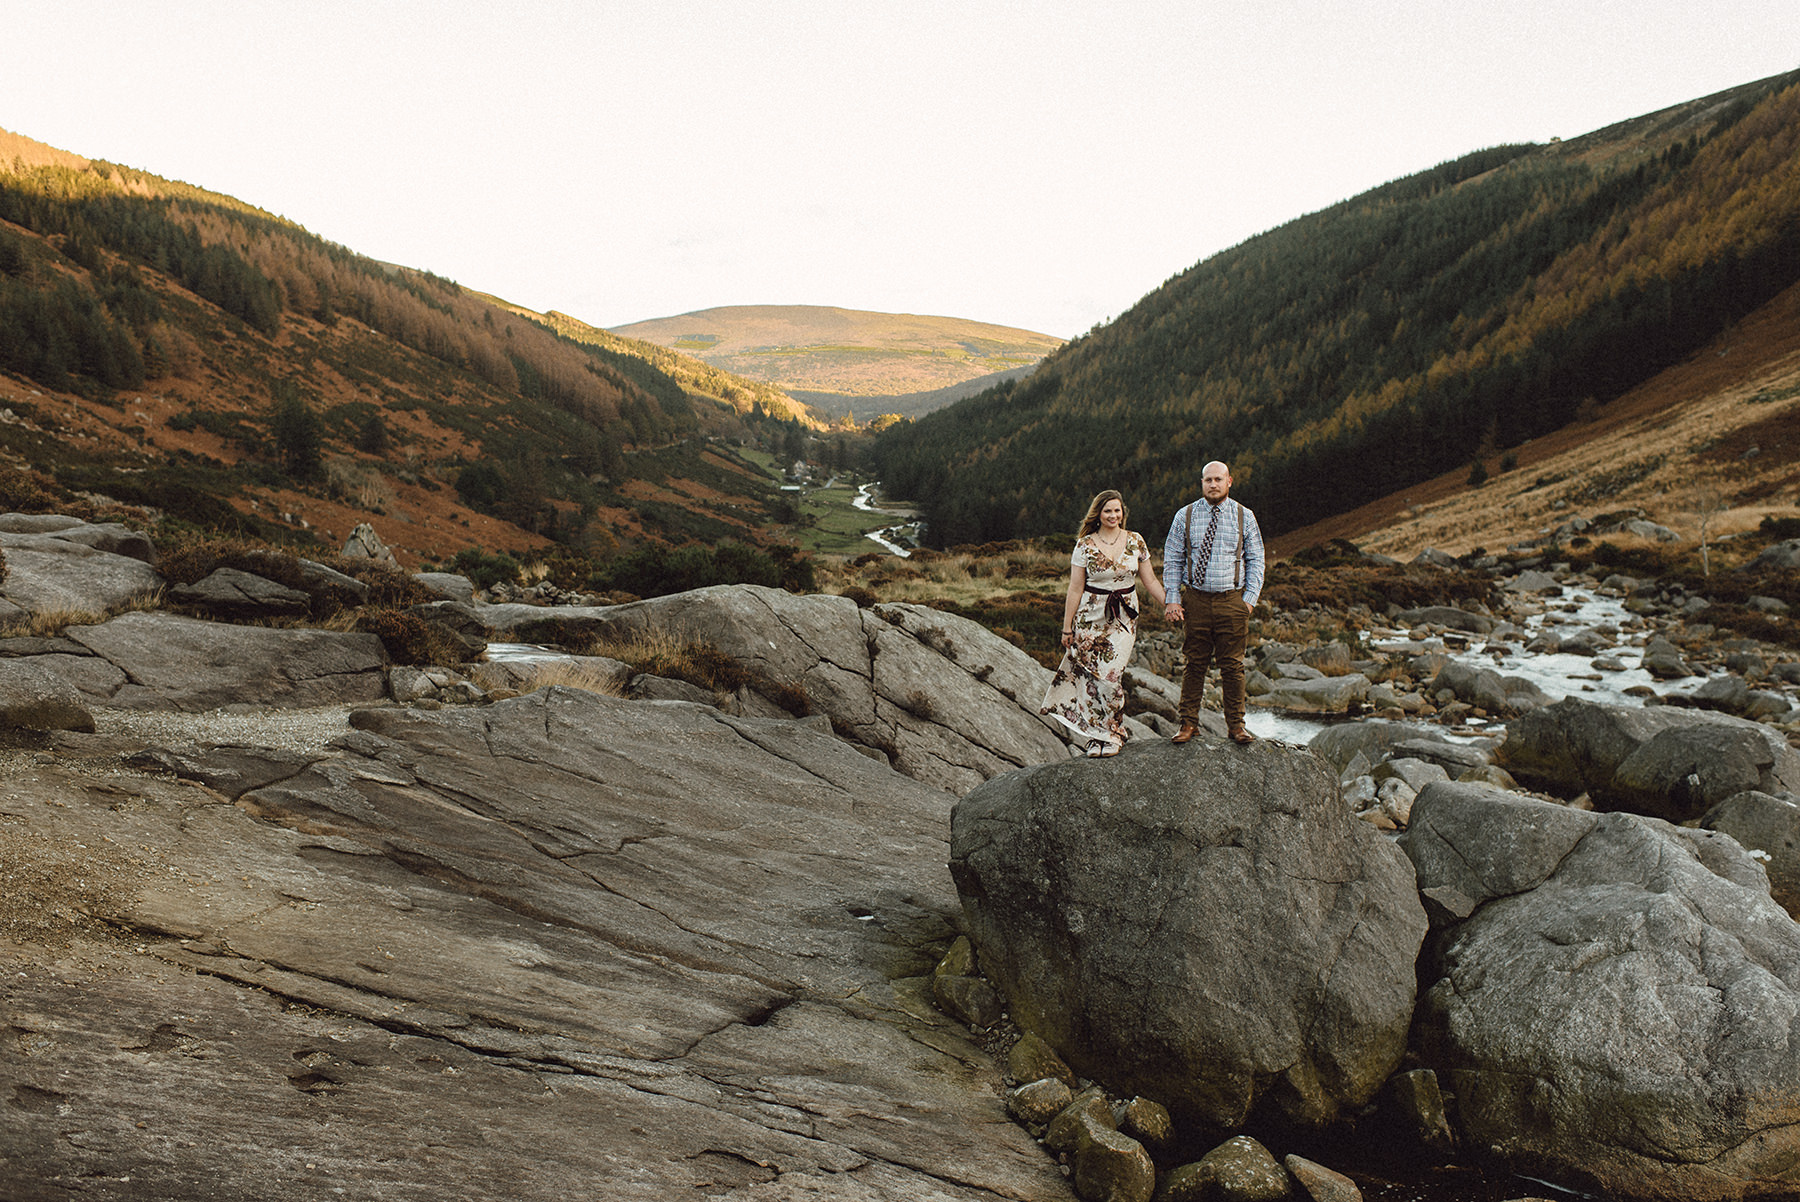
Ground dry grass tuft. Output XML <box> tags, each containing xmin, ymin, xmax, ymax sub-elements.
<box><xmin>0</xmin><ymin>590</ymin><xmax>164</xmax><ymax>640</ymax></box>
<box><xmin>577</xmin><ymin>629</ymin><xmax>750</xmax><ymax>695</ymax></box>
<box><xmin>519</xmin><ymin>660</ymin><xmax>626</xmax><ymax>698</ymax></box>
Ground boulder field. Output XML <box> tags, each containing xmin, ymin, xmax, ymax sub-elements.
<box><xmin>6</xmin><ymin>515</ymin><xmax>1800</xmax><ymax>1200</ymax></box>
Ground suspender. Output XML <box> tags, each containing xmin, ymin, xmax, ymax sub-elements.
<box><xmin>1184</xmin><ymin>500</ymin><xmax>1244</xmax><ymax>590</ymax></box>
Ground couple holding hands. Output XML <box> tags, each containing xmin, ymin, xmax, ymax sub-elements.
<box><xmin>1040</xmin><ymin>461</ymin><xmax>1265</xmax><ymax>757</ymax></box>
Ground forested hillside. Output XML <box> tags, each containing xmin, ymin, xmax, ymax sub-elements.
<box><xmin>874</xmin><ymin>70</ymin><xmax>1800</xmax><ymax>545</ymax></box>
<box><xmin>0</xmin><ymin>127</ymin><xmax>823</xmax><ymax>564</ymax></box>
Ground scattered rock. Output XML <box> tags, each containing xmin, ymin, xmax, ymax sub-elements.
<box><xmin>1283</xmin><ymin>1153</ymin><xmax>1362</xmax><ymax>1202</ymax></box>
<box><xmin>339</xmin><ymin>521</ymin><xmax>399</xmax><ymax>566</ymax></box>
<box><xmin>1159</xmin><ymin>1136</ymin><xmax>1290</xmax><ymax>1202</ymax></box>
<box><xmin>1009</xmin><ymin>1077</ymin><xmax>1073</xmax><ymax>1132</ymax></box>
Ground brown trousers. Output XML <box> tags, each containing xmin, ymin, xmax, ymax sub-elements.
<box><xmin>1178</xmin><ymin>586</ymin><xmax>1249</xmax><ymax>728</ymax></box>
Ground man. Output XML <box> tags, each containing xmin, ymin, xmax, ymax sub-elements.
<box><xmin>1162</xmin><ymin>461</ymin><xmax>1265</xmax><ymax>745</ymax></box>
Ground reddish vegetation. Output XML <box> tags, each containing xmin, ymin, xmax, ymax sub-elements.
<box><xmin>1271</xmin><ymin>276</ymin><xmax>1800</xmax><ymax>560</ymax></box>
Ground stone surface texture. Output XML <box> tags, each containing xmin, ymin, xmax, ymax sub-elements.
<box><xmin>950</xmin><ymin>733</ymin><xmax>1426</xmax><ymax>1130</ymax></box>
<box><xmin>0</xmin><ymin>688</ymin><xmax>1066</xmax><ymax>1201</ymax></box>
<box><xmin>1402</xmin><ymin>781</ymin><xmax>1800</xmax><ymax>1201</ymax></box>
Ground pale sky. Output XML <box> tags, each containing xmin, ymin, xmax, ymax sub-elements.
<box><xmin>3</xmin><ymin>2</ymin><xmax>1797</xmax><ymax>339</ymax></box>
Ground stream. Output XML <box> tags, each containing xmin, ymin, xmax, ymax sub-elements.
<box><xmin>1247</xmin><ymin>586</ymin><xmax>1730</xmax><ymax>744</ymax></box>
<box><xmin>852</xmin><ymin>481</ymin><xmax>918</xmax><ymax>557</ymax></box>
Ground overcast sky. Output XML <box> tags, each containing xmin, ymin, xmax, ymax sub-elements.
<box><xmin>3</xmin><ymin>2</ymin><xmax>1797</xmax><ymax>339</ymax></box>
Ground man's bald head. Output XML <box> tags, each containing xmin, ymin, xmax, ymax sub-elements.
<box><xmin>1201</xmin><ymin>462</ymin><xmax>1232</xmax><ymax>503</ymax></box>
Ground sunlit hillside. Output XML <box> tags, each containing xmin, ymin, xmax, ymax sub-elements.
<box><xmin>0</xmin><ymin>125</ymin><xmax>822</xmax><ymax>565</ymax></box>
<box><xmin>611</xmin><ymin>304</ymin><xmax>1063</xmax><ymax>402</ymax></box>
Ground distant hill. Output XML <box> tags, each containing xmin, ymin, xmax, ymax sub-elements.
<box><xmin>611</xmin><ymin>304</ymin><xmax>1063</xmax><ymax>398</ymax></box>
<box><xmin>873</xmin><ymin>70</ymin><xmax>1800</xmax><ymax>548</ymax></box>
<box><xmin>791</xmin><ymin>365</ymin><xmax>1039</xmax><ymax>423</ymax></box>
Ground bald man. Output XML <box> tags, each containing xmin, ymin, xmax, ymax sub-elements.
<box><xmin>1162</xmin><ymin>461</ymin><xmax>1265</xmax><ymax>745</ymax></box>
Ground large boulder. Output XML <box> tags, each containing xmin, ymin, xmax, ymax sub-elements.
<box><xmin>949</xmin><ymin>734</ymin><xmax>1427</xmax><ymax>1130</ymax></box>
<box><xmin>1307</xmin><ymin>722</ymin><xmax>1449</xmax><ymax>773</ymax></box>
<box><xmin>0</xmin><ymin>688</ymin><xmax>1066</xmax><ymax>1201</ymax></box>
<box><xmin>1497</xmin><ymin>697</ymin><xmax>1800</xmax><ymax>821</ymax></box>
<box><xmin>1396</xmin><ymin>605</ymin><xmax>1496</xmax><ymax>635</ymax></box>
<box><xmin>54</xmin><ymin>611</ymin><xmax>389</xmax><ymax>710</ymax></box>
<box><xmin>0</xmin><ymin>657</ymin><xmax>95</xmax><ymax>732</ymax></box>
<box><xmin>0</xmin><ymin>514</ymin><xmax>157</xmax><ymax>561</ymax></box>
<box><xmin>169</xmin><ymin>566</ymin><xmax>312</xmax><ymax>620</ymax></box>
<box><xmin>1402</xmin><ymin>781</ymin><xmax>1800</xmax><ymax>1201</ymax></box>
<box><xmin>1258</xmin><ymin>672</ymin><xmax>1371</xmax><ymax>715</ymax></box>
<box><xmin>0</xmin><ymin>523</ymin><xmax>163</xmax><ymax>618</ymax></box>
<box><xmin>1701</xmin><ymin>790</ymin><xmax>1800</xmax><ymax>919</ymax></box>
<box><xmin>1749</xmin><ymin>539</ymin><xmax>1800</xmax><ymax>570</ymax></box>
<box><xmin>520</xmin><ymin>585</ymin><xmax>1069</xmax><ymax>792</ymax></box>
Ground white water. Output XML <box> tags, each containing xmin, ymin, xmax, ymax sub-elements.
<box><xmin>852</xmin><ymin>481</ymin><xmax>917</xmax><ymax>557</ymax></box>
<box><xmin>1247</xmin><ymin>586</ymin><xmax>1735</xmax><ymax>745</ymax></box>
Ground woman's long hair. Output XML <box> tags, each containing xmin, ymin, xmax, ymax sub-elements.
<box><xmin>1077</xmin><ymin>490</ymin><xmax>1127</xmax><ymax>538</ymax></box>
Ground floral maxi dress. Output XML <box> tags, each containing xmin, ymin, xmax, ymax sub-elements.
<box><xmin>1039</xmin><ymin>532</ymin><xmax>1148</xmax><ymax>755</ymax></box>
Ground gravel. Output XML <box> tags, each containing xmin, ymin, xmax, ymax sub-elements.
<box><xmin>89</xmin><ymin>704</ymin><xmax>365</xmax><ymax>755</ymax></box>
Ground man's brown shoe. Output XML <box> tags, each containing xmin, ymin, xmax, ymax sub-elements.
<box><xmin>1228</xmin><ymin>726</ymin><xmax>1254</xmax><ymax>745</ymax></box>
<box><xmin>1171</xmin><ymin>722</ymin><xmax>1199</xmax><ymax>744</ymax></box>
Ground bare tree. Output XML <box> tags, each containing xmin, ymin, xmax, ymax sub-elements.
<box><xmin>1695</xmin><ymin>487</ymin><xmax>1725</xmax><ymax>577</ymax></box>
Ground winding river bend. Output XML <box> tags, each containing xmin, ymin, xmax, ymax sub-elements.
<box><xmin>852</xmin><ymin>481</ymin><xmax>918</xmax><ymax>557</ymax></box>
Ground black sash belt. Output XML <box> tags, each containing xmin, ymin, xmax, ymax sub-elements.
<box><xmin>1083</xmin><ymin>583</ymin><xmax>1138</xmax><ymax>627</ymax></box>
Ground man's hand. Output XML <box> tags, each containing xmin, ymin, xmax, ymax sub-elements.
<box><xmin>1165</xmin><ymin>603</ymin><xmax>1185</xmax><ymax>623</ymax></box>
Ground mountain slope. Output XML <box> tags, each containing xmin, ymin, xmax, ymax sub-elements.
<box><xmin>0</xmin><ymin>126</ymin><xmax>807</xmax><ymax>566</ymax></box>
<box><xmin>1273</xmin><ymin>274</ymin><xmax>1800</xmax><ymax>560</ymax></box>
<box><xmin>872</xmin><ymin>69</ymin><xmax>1800</xmax><ymax>548</ymax></box>
<box><xmin>612</xmin><ymin>304</ymin><xmax>1063</xmax><ymax>399</ymax></box>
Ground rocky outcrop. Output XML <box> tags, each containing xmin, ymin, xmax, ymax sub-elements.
<box><xmin>0</xmin><ymin>688</ymin><xmax>1066</xmax><ymax>1201</ymax></box>
<box><xmin>1402</xmin><ymin>781</ymin><xmax>1800</xmax><ymax>1201</ymax></box>
<box><xmin>949</xmin><ymin>734</ymin><xmax>1427</xmax><ymax>1130</ymax></box>
<box><xmin>52</xmin><ymin>611</ymin><xmax>388</xmax><ymax>710</ymax></box>
<box><xmin>517</xmin><ymin>584</ymin><xmax>1070</xmax><ymax>792</ymax></box>
<box><xmin>0</xmin><ymin>657</ymin><xmax>95</xmax><ymax>732</ymax></box>
<box><xmin>1497</xmin><ymin>696</ymin><xmax>1800</xmax><ymax>821</ymax></box>
<box><xmin>170</xmin><ymin>566</ymin><xmax>312</xmax><ymax>620</ymax></box>
<box><xmin>0</xmin><ymin>519</ymin><xmax>162</xmax><ymax>620</ymax></box>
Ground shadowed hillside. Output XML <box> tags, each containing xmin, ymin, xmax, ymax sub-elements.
<box><xmin>873</xmin><ymin>70</ymin><xmax>1800</xmax><ymax>548</ymax></box>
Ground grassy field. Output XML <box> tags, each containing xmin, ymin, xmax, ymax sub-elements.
<box><xmin>736</xmin><ymin>448</ymin><xmax>918</xmax><ymax>557</ymax></box>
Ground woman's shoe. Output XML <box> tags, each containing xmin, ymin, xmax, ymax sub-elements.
<box><xmin>1086</xmin><ymin>740</ymin><xmax>1106</xmax><ymax>757</ymax></box>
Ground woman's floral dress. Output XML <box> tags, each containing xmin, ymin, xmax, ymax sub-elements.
<box><xmin>1040</xmin><ymin>531</ymin><xmax>1148</xmax><ymax>754</ymax></box>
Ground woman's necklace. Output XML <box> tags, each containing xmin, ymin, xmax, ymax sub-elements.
<box><xmin>1094</xmin><ymin>529</ymin><xmax>1126</xmax><ymax>554</ymax></box>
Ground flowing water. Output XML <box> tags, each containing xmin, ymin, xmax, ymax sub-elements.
<box><xmin>852</xmin><ymin>481</ymin><xmax>918</xmax><ymax>556</ymax></box>
<box><xmin>1246</xmin><ymin>586</ymin><xmax>1734</xmax><ymax>746</ymax></box>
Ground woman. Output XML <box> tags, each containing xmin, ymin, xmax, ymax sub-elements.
<box><xmin>1040</xmin><ymin>490</ymin><xmax>1167</xmax><ymax>757</ymax></box>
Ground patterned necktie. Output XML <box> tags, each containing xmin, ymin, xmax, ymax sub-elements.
<box><xmin>1197</xmin><ymin>502</ymin><xmax>1220</xmax><ymax>584</ymax></box>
